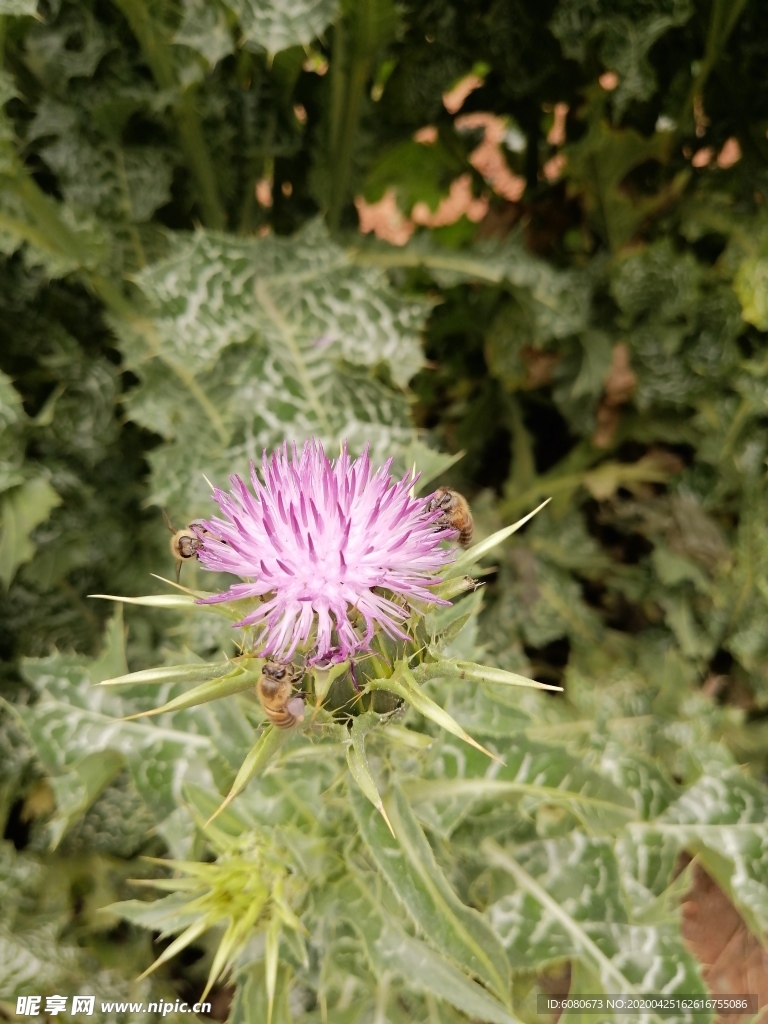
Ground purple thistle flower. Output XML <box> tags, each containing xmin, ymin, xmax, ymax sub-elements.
<box><xmin>196</xmin><ymin>441</ymin><xmax>453</xmax><ymax>663</ymax></box>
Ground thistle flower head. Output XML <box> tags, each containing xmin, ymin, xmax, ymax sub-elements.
<box><xmin>132</xmin><ymin>835</ymin><xmax>304</xmax><ymax>1001</ymax></box>
<box><xmin>196</xmin><ymin>441</ymin><xmax>453</xmax><ymax>663</ymax></box>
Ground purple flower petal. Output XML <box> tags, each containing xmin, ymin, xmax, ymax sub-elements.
<box><xmin>196</xmin><ymin>440</ymin><xmax>453</xmax><ymax>662</ymax></box>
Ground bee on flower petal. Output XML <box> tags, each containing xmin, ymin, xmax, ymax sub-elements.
<box><xmin>426</xmin><ymin>487</ymin><xmax>473</xmax><ymax>547</ymax></box>
<box><xmin>163</xmin><ymin>511</ymin><xmax>210</xmax><ymax>583</ymax></box>
<box><xmin>258</xmin><ymin>661</ymin><xmax>306</xmax><ymax>729</ymax></box>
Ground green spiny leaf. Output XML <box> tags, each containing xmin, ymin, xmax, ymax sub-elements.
<box><xmin>484</xmin><ymin>838</ymin><xmax>705</xmax><ymax>1014</ymax></box>
<box><xmin>99</xmin><ymin>661</ymin><xmax>240</xmax><ymax>686</ymax></box>
<box><xmin>122</xmin><ymin>668</ymin><xmax>259</xmax><ymax>719</ymax></box>
<box><xmin>406</xmin><ymin>736</ymin><xmax>636</xmax><ymax>837</ymax></box>
<box><xmin>229</xmin><ymin>0</ymin><xmax>339</xmax><ymax>54</ymax></box>
<box><xmin>633</xmin><ymin>767</ymin><xmax>768</xmax><ymax>934</ymax></box>
<box><xmin>350</xmin><ymin>783</ymin><xmax>511</xmax><ymax>1002</ymax></box>
<box><xmin>207</xmin><ymin>726</ymin><xmax>291</xmax><ymax>824</ymax></box>
<box><xmin>346</xmin><ymin>714</ymin><xmax>395</xmax><ymax>835</ymax></box>
<box><xmin>344</xmin><ymin>875</ymin><xmax>520</xmax><ymax>1024</ymax></box>
<box><xmin>444</xmin><ymin>499</ymin><xmax>551</xmax><ymax>579</ymax></box>
<box><xmin>367</xmin><ymin>665</ymin><xmax>501</xmax><ymax>762</ymax></box>
<box><xmin>415</xmin><ymin>657</ymin><xmax>562</xmax><ymax>692</ymax></box>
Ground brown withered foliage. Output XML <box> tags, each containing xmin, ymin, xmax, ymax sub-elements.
<box><xmin>681</xmin><ymin>859</ymin><xmax>768</xmax><ymax>1023</ymax></box>
<box><xmin>522</xmin><ymin>346</ymin><xmax>562</xmax><ymax>388</ymax></box>
<box><xmin>455</xmin><ymin>112</ymin><xmax>526</xmax><ymax>201</ymax></box>
<box><xmin>593</xmin><ymin>342</ymin><xmax>638</xmax><ymax>448</ymax></box>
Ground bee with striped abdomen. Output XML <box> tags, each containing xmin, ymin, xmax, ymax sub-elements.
<box><xmin>426</xmin><ymin>487</ymin><xmax>473</xmax><ymax>547</ymax></box>
<box><xmin>258</xmin><ymin>661</ymin><xmax>306</xmax><ymax>729</ymax></box>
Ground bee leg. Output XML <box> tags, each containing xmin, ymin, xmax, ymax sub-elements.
<box><xmin>162</xmin><ymin>508</ymin><xmax>175</xmax><ymax>534</ymax></box>
<box><xmin>286</xmin><ymin>695</ymin><xmax>306</xmax><ymax>722</ymax></box>
<box><xmin>175</xmin><ymin>559</ymin><xmax>182</xmax><ymax>584</ymax></box>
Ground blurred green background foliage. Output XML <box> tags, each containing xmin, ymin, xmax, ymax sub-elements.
<box><xmin>1</xmin><ymin>0</ymin><xmax>768</xmax><ymax>1020</ymax></box>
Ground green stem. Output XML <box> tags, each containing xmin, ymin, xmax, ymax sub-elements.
<box><xmin>327</xmin><ymin>14</ymin><xmax>372</xmax><ymax>232</ymax></box>
<box><xmin>677</xmin><ymin>0</ymin><xmax>748</xmax><ymax>135</ymax></box>
<box><xmin>329</xmin><ymin>56</ymin><xmax>370</xmax><ymax>231</ymax></box>
<box><xmin>111</xmin><ymin>0</ymin><xmax>225</xmax><ymax>229</ymax></box>
<box><xmin>350</xmin><ymin>247</ymin><xmax>491</xmax><ymax>277</ymax></box>
<box><xmin>327</xmin><ymin>0</ymin><xmax>398</xmax><ymax>229</ymax></box>
<box><xmin>111</xmin><ymin>0</ymin><xmax>175</xmax><ymax>89</ymax></box>
<box><xmin>0</xmin><ymin>208</ymin><xmax>77</xmax><ymax>262</ymax></box>
<box><xmin>328</xmin><ymin>18</ymin><xmax>347</xmax><ymax>195</ymax></box>
<box><xmin>177</xmin><ymin>87</ymin><xmax>226</xmax><ymax>229</ymax></box>
<box><xmin>11</xmin><ymin>175</ymin><xmax>96</xmax><ymax>263</ymax></box>
<box><xmin>720</xmin><ymin>396</ymin><xmax>750</xmax><ymax>458</ymax></box>
<box><xmin>505</xmin><ymin>396</ymin><xmax>535</xmax><ymax>494</ymax></box>
<box><xmin>114</xmin><ymin>147</ymin><xmax>147</xmax><ymax>269</ymax></box>
<box><xmin>587</xmin><ymin>150</ymin><xmax>616</xmax><ymax>252</ymax></box>
<box><xmin>351</xmin><ymin>245</ymin><xmax>534</xmax><ymax>286</ymax></box>
<box><xmin>373</xmin><ymin>973</ymin><xmax>391</xmax><ymax>1024</ymax></box>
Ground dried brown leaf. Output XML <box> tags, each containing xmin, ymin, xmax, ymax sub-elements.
<box><xmin>681</xmin><ymin>860</ymin><xmax>768</xmax><ymax>1024</ymax></box>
